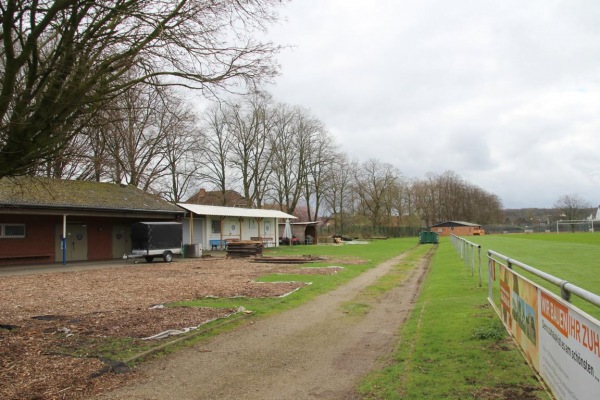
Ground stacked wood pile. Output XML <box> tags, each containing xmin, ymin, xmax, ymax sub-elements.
<box><xmin>226</xmin><ymin>240</ymin><xmax>263</xmax><ymax>258</ymax></box>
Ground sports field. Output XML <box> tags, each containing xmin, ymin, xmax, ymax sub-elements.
<box><xmin>464</xmin><ymin>232</ymin><xmax>600</xmax><ymax>319</ymax></box>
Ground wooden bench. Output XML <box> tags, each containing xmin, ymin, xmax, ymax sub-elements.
<box><xmin>209</xmin><ymin>239</ymin><xmax>240</xmax><ymax>250</ymax></box>
<box><xmin>209</xmin><ymin>239</ymin><xmax>226</xmax><ymax>250</ymax></box>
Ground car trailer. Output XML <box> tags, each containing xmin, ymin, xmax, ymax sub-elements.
<box><xmin>124</xmin><ymin>222</ymin><xmax>182</xmax><ymax>263</ymax></box>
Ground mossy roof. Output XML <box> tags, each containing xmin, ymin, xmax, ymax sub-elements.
<box><xmin>0</xmin><ymin>177</ymin><xmax>182</xmax><ymax>214</ymax></box>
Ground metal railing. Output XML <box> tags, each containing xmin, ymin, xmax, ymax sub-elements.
<box><xmin>487</xmin><ymin>249</ymin><xmax>600</xmax><ymax>308</ymax></box>
<box><xmin>450</xmin><ymin>234</ymin><xmax>482</xmax><ymax>287</ymax></box>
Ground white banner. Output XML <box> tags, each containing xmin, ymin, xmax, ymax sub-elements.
<box><xmin>539</xmin><ymin>291</ymin><xmax>600</xmax><ymax>400</ymax></box>
<box><xmin>496</xmin><ymin>264</ymin><xmax>600</xmax><ymax>400</ymax></box>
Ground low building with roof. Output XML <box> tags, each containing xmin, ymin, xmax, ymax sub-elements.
<box><xmin>177</xmin><ymin>203</ymin><xmax>296</xmax><ymax>251</ymax></box>
<box><xmin>429</xmin><ymin>221</ymin><xmax>485</xmax><ymax>236</ymax></box>
<box><xmin>0</xmin><ymin>177</ymin><xmax>183</xmax><ymax>266</ymax></box>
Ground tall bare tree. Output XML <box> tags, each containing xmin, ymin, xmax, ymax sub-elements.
<box><xmin>323</xmin><ymin>154</ymin><xmax>356</xmax><ymax>234</ymax></box>
<box><xmin>268</xmin><ymin>103</ymin><xmax>299</xmax><ymax>212</ymax></box>
<box><xmin>227</xmin><ymin>92</ymin><xmax>275</xmax><ymax>208</ymax></box>
<box><xmin>104</xmin><ymin>84</ymin><xmax>171</xmax><ymax>190</ymax></box>
<box><xmin>198</xmin><ymin>103</ymin><xmax>232</xmax><ymax>203</ymax></box>
<box><xmin>353</xmin><ymin>159</ymin><xmax>400</xmax><ymax>228</ymax></box>
<box><xmin>152</xmin><ymin>92</ymin><xmax>200</xmax><ymax>202</ymax></box>
<box><xmin>0</xmin><ymin>0</ymin><xmax>284</xmax><ymax>177</ymax></box>
<box><xmin>269</xmin><ymin>105</ymin><xmax>323</xmax><ymax>215</ymax></box>
<box><xmin>303</xmin><ymin>127</ymin><xmax>336</xmax><ymax>222</ymax></box>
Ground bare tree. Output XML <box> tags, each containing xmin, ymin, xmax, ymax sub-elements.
<box><xmin>269</xmin><ymin>105</ymin><xmax>323</xmax><ymax>215</ymax></box>
<box><xmin>268</xmin><ymin>103</ymin><xmax>299</xmax><ymax>212</ymax></box>
<box><xmin>323</xmin><ymin>154</ymin><xmax>357</xmax><ymax>234</ymax></box>
<box><xmin>412</xmin><ymin>171</ymin><xmax>502</xmax><ymax>227</ymax></box>
<box><xmin>555</xmin><ymin>193</ymin><xmax>591</xmax><ymax>232</ymax></box>
<box><xmin>104</xmin><ymin>84</ymin><xmax>172</xmax><ymax>190</ymax></box>
<box><xmin>0</xmin><ymin>0</ymin><xmax>284</xmax><ymax>177</ymax></box>
<box><xmin>152</xmin><ymin>93</ymin><xmax>200</xmax><ymax>202</ymax></box>
<box><xmin>303</xmin><ymin>127</ymin><xmax>336</xmax><ymax>222</ymax></box>
<box><xmin>227</xmin><ymin>92</ymin><xmax>275</xmax><ymax>208</ymax></box>
<box><xmin>353</xmin><ymin>159</ymin><xmax>400</xmax><ymax>228</ymax></box>
<box><xmin>411</xmin><ymin>173</ymin><xmax>439</xmax><ymax>227</ymax></box>
<box><xmin>198</xmin><ymin>104</ymin><xmax>232</xmax><ymax>203</ymax></box>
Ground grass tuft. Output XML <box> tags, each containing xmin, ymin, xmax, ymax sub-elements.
<box><xmin>472</xmin><ymin>319</ymin><xmax>507</xmax><ymax>341</ymax></box>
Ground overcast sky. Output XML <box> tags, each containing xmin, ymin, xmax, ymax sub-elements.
<box><xmin>262</xmin><ymin>0</ymin><xmax>600</xmax><ymax>209</ymax></box>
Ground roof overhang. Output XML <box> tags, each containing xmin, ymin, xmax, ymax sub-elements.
<box><xmin>0</xmin><ymin>205</ymin><xmax>183</xmax><ymax>218</ymax></box>
<box><xmin>177</xmin><ymin>203</ymin><xmax>297</xmax><ymax>220</ymax></box>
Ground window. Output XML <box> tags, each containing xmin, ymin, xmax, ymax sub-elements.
<box><xmin>1</xmin><ymin>224</ymin><xmax>26</xmax><ymax>238</ymax></box>
<box><xmin>211</xmin><ymin>220</ymin><xmax>221</xmax><ymax>234</ymax></box>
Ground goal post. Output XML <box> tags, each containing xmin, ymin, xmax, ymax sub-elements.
<box><xmin>555</xmin><ymin>219</ymin><xmax>597</xmax><ymax>233</ymax></box>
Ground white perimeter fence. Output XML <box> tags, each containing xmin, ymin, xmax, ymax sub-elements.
<box><xmin>451</xmin><ymin>235</ymin><xmax>600</xmax><ymax>400</ymax></box>
<box><xmin>450</xmin><ymin>234</ymin><xmax>482</xmax><ymax>287</ymax></box>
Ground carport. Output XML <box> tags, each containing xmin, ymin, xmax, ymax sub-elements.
<box><xmin>277</xmin><ymin>221</ymin><xmax>319</xmax><ymax>244</ymax></box>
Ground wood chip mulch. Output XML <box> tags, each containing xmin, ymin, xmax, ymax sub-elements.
<box><xmin>0</xmin><ymin>257</ymin><xmax>345</xmax><ymax>400</ymax></box>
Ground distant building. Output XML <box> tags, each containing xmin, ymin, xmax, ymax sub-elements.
<box><xmin>429</xmin><ymin>221</ymin><xmax>485</xmax><ymax>236</ymax></box>
<box><xmin>185</xmin><ymin>188</ymin><xmax>252</xmax><ymax>207</ymax></box>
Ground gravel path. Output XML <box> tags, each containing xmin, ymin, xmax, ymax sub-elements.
<box><xmin>96</xmin><ymin>250</ymin><xmax>431</xmax><ymax>400</ymax></box>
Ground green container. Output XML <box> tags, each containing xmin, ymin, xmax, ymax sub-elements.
<box><xmin>419</xmin><ymin>231</ymin><xmax>439</xmax><ymax>244</ymax></box>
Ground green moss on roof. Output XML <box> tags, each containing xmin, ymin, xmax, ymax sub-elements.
<box><xmin>0</xmin><ymin>177</ymin><xmax>182</xmax><ymax>213</ymax></box>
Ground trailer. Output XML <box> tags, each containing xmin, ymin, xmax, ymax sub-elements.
<box><xmin>126</xmin><ymin>222</ymin><xmax>182</xmax><ymax>263</ymax></box>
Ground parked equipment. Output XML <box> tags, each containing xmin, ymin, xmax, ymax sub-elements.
<box><xmin>419</xmin><ymin>231</ymin><xmax>439</xmax><ymax>244</ymax></box>
<box><xmin>126</xmin><ymin>222</ymin><xmax>182</xmax><ymax>263</ymax></box>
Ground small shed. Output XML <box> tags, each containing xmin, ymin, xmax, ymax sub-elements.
<box><xmin>429</xmin><ymin>221</ymin><xmax>485</xmax><ymax>236</ymax></box>
<box><xmin>277</xmin><ymin>221</ymin><xmax>319</xmax><ymax>244</ymax></box>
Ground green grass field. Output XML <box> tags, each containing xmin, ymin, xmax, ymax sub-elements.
<box><xmin>461</xmin><ymin>232</ymin><xmax>600</xmax><ymax>318</ymax></box>
<box><xmin>358</xmin><ymin>237</ymin><xmax>551</xmax><ymax>399</ymax></box>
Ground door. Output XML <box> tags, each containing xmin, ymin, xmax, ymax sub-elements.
<box><xmin>112</xmin><ymin>225</ymin><xmax>131</xmax><ymax>259</ymax></box>
<box><xmin>55</xmin><ymin>224</ymin><xmax>88</xmax><ymax>262</ymax></box>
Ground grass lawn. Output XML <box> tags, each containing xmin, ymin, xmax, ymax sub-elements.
<box><xmin>359</xmin><ymin>237</ymin><xmax>551</xmax><ymax>399</ymax></box>
<box><xmin>463</xmin><ymin>233</ymin><xmax>600</xmax><ymax>318</ymax></box>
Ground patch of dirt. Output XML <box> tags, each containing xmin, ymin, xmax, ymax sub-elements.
<box><xmin>472</xmin><ymin>383</ymin><xmax>542</xmax><ymax>400</ymax></box>
<box><xmin>0</xmin><ymin>257</ymin><xmax>343</xmax><ymax>400</ymax></box>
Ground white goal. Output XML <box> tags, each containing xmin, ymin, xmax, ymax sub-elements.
<box><xmin>555</xmin><ymin>220</ymin><xmax>597</xmax><ymax>233</ymax></box>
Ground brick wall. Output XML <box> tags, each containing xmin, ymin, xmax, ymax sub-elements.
<box><xmin>0</xmin><ymin>215</ymin><xmax>58</xmax><ymax>265</ymax></box>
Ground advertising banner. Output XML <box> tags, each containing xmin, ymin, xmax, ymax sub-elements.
<box><xmin>539</xmin><ymin>291</ymin><xmax>600</xmax><ymax>400</ymax></box>
<box><xmin>497</xmin><ymin>265</ymin><xmax>600</xmax><ymax>400</ymax></box>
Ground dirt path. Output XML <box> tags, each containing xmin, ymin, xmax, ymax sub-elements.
<box><xmin>96</xmin><ymin>250</ymin><xmax>431</xmax><ymax>400</ymax></box>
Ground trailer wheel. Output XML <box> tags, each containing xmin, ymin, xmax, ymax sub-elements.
<box><xmin>163</xmin><ymin>251</ymin><xmax>173</xmax><ymax>263</ymax></box>
<box><xmin>144</xmin><ymin>256</ymin><xmax>154</xmax><ymax>263</ymax></box>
